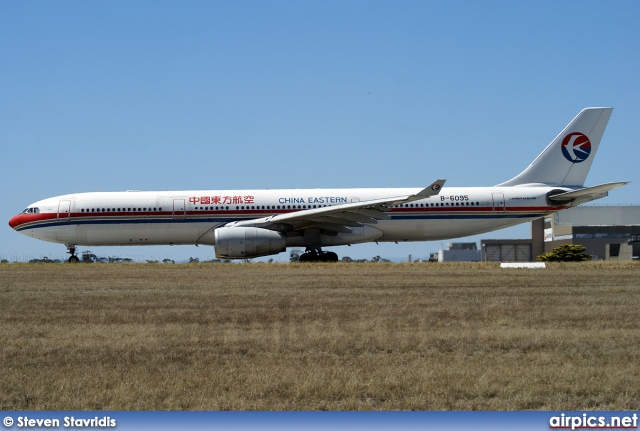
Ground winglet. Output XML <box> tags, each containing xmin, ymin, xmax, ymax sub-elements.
<box><xmin>415</xmin><ymin>179</ymin><xmax>446</xmax><ymax>198</ymax></box>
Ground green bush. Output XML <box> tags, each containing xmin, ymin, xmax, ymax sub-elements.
<box><xmin>537</xmin><ymin>244</ymin><xmax>592</xmax><ymax>262</ymax></box>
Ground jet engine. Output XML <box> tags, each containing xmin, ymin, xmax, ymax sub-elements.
<box><xmin>214</xmin><ymin>227</ymin><xmax>286</xmax><ymax>259</ymax></box>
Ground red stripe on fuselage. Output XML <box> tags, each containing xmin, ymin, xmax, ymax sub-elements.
<box><xmin>9</xmin><ymin>213</ymin><xmax>58</xmax><ymax>229</ymax></box>
<box><xmin>10</xmin><ymin>205</ymin><xmax>567</xmax><ymax>230</ymax></box>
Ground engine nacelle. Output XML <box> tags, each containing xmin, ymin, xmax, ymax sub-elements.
<box><xmin>214</xmin><ymin>227</ymin><xmax>286</xmax><ymax>259</ymax></box>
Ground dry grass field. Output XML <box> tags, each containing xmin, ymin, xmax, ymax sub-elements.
<box><xmin>1</xmin><ymin>261</ymin><xmax>639</xmax><ymax>410</ymax></box>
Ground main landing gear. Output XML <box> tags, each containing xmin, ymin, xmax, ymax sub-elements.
<box><xmin>298</xmin><ymin>247</ymin><xmax>339</xmax><ymax>262</ymax></box>
<box><xmin>66</xmin><ymin>244</ymin><xmax>80</xmax><ymax>263</ymax></box>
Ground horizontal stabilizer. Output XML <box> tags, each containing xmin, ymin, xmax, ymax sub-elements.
<box><xmin>548</xmin><ymin>182</ymin><xmax>628</xmax><ymax>206</ymax></box>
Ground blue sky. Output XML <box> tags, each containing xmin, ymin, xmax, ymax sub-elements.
<box><xmin>2</xmin><ymin>1</ymin><xmax>638</xmax><ymax>262</ymax></box>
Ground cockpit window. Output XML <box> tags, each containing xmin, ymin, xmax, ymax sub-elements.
<box><xmin>22</xmin><ymin>208</ymin><xmax>40</xmax><ymax>214</ymax></box>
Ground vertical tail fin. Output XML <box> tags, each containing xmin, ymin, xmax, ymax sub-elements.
<box><xmin>497</xmin><ymin>107</ymin><xmax>613</xmax><ymax>187</ymax></box>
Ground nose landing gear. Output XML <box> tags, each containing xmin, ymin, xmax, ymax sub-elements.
<box><xmin>66</xmin><ymin>244</ymin><xmax>80</xmax><ymax>263</ymax></box>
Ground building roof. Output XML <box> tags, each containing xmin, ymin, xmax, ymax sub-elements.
<box><xmin>553</xmin><ymin>206</ymin><xmax>640</xmax><ymax>226</ymax></box>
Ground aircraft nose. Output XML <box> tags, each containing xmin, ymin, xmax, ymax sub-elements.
<box><xmin>9</xmin><ymin>214</ymin><xmax>24</xmax><ymax>230</ymax></box>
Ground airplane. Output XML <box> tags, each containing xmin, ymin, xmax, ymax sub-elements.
<box><xmin>9</xmin><ymin>107</ymin><xmax>627</xmax><ymax>263</ymax></box>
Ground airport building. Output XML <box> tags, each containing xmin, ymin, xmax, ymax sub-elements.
<box><xmin>542</xmin><ymin>206</ymin><xmax>640</xmax><ymax>261</ymax></box>
<box><xmin>470</xmin><ymin>206</ymin><xmax>640</xmax><ymax>262</ymax></box>
<box><xmin>481</xmin><ymin>239</ymin><xmax>536</xmax><ymax>262</ymax></box>
<box><xmin>435</xmin><ymin>242</ymin><xmax>482</xmax><ymax>262</ymax></box>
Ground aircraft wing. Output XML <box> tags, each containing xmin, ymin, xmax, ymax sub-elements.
<box><xmin>548</xmin><ymin>182</ymin><xmax>628</xmax><ymax>206</ymax></box>
<box><xmin>227</xmin><ymin>179</ymin><xmax>446</xmax><ymax>234</ymax></box>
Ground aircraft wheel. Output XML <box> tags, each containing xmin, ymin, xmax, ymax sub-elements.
<box><xmin>68</xmin><ymin>255</ymin><xmax>80</xmax><ymax>263</ymax></box>
<box><xmin>321</xmin><ymin>252</ymin><xmax>339</xmax><ymax>262</ymax></box>
<box><xmin>299</xmin><ymin>253</ymin><xmax>316</xmax><ymax>263</ymax></box>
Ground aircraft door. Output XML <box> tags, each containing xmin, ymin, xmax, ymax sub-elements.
<box><xmin>492</xmin><ymin>193</ymin><xmax>505</xmax><ymax>213</ymax></box>
<box><xmin>58</xmin><ymin>200</ymin><xmax>71</xmax><ymax>220</ymax></box>
<box><xmin>173</xmin><ymin>199</ymin><xmax>186</xmax><ymax>220</ymax></box>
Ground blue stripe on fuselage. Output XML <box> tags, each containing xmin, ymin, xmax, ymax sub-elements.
<box><xmin>16</xmin><ymin>211</ymin><xmax>547</xmax><ymax>232</ymax></box>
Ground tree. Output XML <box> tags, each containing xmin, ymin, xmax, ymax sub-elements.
<box><xmin>81</xmin><ymin>250</ymin><xmax>98</xmax><ymax>263</ymax></box>
<box><xmin>537</xmin><ymin>244</ymin><xmax>592</xmax><ymax>262</ymax></box>
<box><xmin>371</xmin><ymin>255</ymin><xmax>390</xmax><ymax>263</ymax></box>
<box><xmin>289</xmin><ymin>249</ymin><xmax>301</xmax><ymax>262</ymax></box>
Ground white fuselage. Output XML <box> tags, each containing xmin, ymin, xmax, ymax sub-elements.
<box><xmin>9</xmin><ymin>108</ymin><xmax>624</xmax><ymax>260</ymax></box>
<box><xmin>10</xmin><ymin>186</ymin><xmax>566</xmax><ymax>249</ymax></box>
